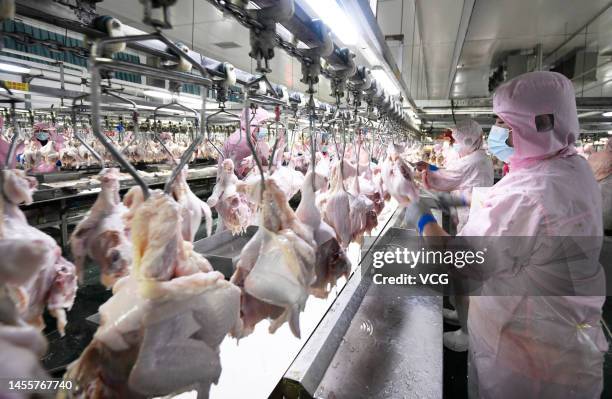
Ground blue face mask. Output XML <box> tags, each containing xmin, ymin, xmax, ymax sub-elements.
<box><xmin>452</xmin><ymin>143</ymin><xmax>463</xmax><ymax>153</ymax></box>
<box><xmin>36</xmin><ymin>132</ymin><xmax>49</xmax><ymax>141</ymax></box>
<box><xmin>257</xmin><ymin>128</ymin><xmax>267</xmax><ymax>139</ymax></box>
<box><xmin>487</xmin><ymin>125</ymin><xmax>514</xmax><ymax>163</ymax></box>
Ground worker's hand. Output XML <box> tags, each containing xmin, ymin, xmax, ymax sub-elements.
<box><xmin>434</xmin><ymin>192</ymin><xmax>470</xmax><ymax>211</ymax></box>
<box><xmin>415</xmin><ymin>161</ymin><xmax>430</xmax><ymax>171</ymax></box>
<box><xmin>415</xmin><ymin>161</ymin><xmax>439</xmax><ymax>172</ymax></box>
<box><xmin>403</xmin><ymin>200</ymin><xmax>437</xmax><ymax>235</ymax></box>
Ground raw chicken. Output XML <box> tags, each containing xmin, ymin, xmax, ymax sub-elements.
<box><xmin>231</xmin><ymin>178</ymin><xmax>316</xmax><ymax>338</ymax></box>
<box><xmin>0</xmin><ymin>239</ymin><xmax>51</xmax><ymax>396</ymax></box>
<box><xmin>322</xmin><ymin>161</ymin><xmax>352</xmax><ymax>247</ymax></box>
<box><xmin>269</xmin><ymin>164</ymin><xmax>304</xmax><ymax>200</ymax></box>
<box><xmin>347</xmin><ymin>174</ymin><xmax>377</xmax><ymax>245</ymax></box>
<box><xmin>171</xmin><ymin>165</ymin><xmax>213</xmax><ymax>241</ymax></box>
<box><xmin>1</xmin><ymin>169</ymin><xmax>77</xmax><ymax>335</ymax></box>
<box><xmin>207</xmin><ymin>159</ymin><xmax>252</xmax><ymax>235</ymax></box>
<box><xmin>381</xmin><ymin>143</ymin><xmax>419</xmax><ymax>205</ymax></box>
<box><xmin>63</xmin><ymin>191</ymin><xmax>240</xmax><ymax>399</ymax></box>
<box><xmin>296</xmin><ymin>170</ymin><xmax>350</xmax><ymax>298</ymax></box>
<box><xmin>70</xmin><ymin>168</ymin><xmax>132</xmax><ymax>288</ymax></box>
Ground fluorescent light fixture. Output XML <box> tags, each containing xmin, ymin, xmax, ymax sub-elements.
<box><xmin>179</xmin><ymin>97</ymin><xmax>203</xmax><ymax>108</ymax></box>
<box><xmin>371</xmin><ymin>68</ymin><xmax>400</xmax><ymax>96</ymax></box>
<box><xmin>0</xmin><ymin>62</ymin><xmax>30</xmax><ymax>74</ymax></box>
<box><xmin>136</xmin><ymin>105</ymin><xmax>157</xmax><ymax>110</ymax></box>
<box><xmin>360</xmin><ymin>45</ymin><xmax>380</xmax><ymax>67</ymax></box>
<box><xmin>143</xmin><ymin>89</ymin><xmax>173</xmax><ymax>100</ymax></box>
<box><xmin>603</xmin><ymin>111</ymin><xmax>612</xmax><ymax>117</ymax></box>
<box><xmin>369</xmin><ymin>0</ymin><xmax>378</xmax><ymax>16</ymax></box>
<box><xmin>303</xmin><ymin>0</ymin><xmax>358</xmax><ymax>45</ymax></box>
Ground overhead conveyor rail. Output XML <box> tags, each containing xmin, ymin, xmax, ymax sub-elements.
<box><xmin>11</xmin><ymin>0</ymin><xmax>416</xmax><ymax>133</ymax></box>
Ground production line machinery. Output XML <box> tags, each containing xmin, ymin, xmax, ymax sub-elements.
<box><xmin>191</xmin><ymin>194</ymin><xmax>446</xmax><ymax>399</ymax></box>
<box><xmin>1</xmin><ymin>1</ymin><xmax>444</xmax><ymax>397</ymax></box>
<box><xmin>21</xmin><ymin>161</ymin><xmax>218</xmax><ymax>252</ymax></box>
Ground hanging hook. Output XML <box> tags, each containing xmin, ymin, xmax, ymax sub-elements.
<box><xmin>71</xmin><ymin>94</ymin><xmax>105</xmax><ymax>166</ymax></box>
<box><xmin>163</xmin><ymin>86</ymin><xmax>209</xmax><ymax>194</ymax></box>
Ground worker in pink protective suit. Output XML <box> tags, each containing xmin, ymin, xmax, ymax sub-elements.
<box><xmin>27</xmin><ymin>122</ymin><xmax>64</xmax><ymax>173</ymax></box>
<box><xmin>415</xmin><ymin>119</ymin><xmax>494</xmax><ymax>353</ymax></box>
<box><xmin>404</xmin><ymin>71</ymin><xmax>607</xmax><ymax>398</ymax></box>
<box><xmin>221</xmin><ymin>107</ymin><xmax>269</xmax><ymax>178</ymax></box>
<box><xmin>588</xmin><ymin>139</ymin><xmax>612</xmax><ymax>233</ymax></box>
<box><xmin>417</xmin><ymin>119</ymin><xmax>494</xmax><ymax>231</ymax></box>
<box><xmin>0</xmin><ymin>116</ymin><xmax>24</xmax><ymax>168</ymax></box>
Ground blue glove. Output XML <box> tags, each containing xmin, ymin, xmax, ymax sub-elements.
<box><xmin>428</xmin><ymin>164</ymin><xmax>439</xmax><ymax>171</ymax></box>
<box><xmin>404</xmin><ymin>200</ymin><xmax>437</xmax><ymax>236</ymax></box>
<box><xmin>434</xmin><ymin>192</ymin><xmax>468</xmax><ymax>211</ymax></box>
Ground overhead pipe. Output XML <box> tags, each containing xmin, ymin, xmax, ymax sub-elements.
<box><xmin>12</xmin><ymin>1</ymin><xmax>414</xmax><ymax>128</ymax></box>
<box><xmin>543</xmin><ymin>0</ymin><xmax>612</xmax><ymax>68</ymax></box>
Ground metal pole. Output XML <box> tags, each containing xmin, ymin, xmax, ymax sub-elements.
<box><xmin>163</xmin><ymin>86</ymin><xmax>208</xmax><ymax>194</ymax></box>
<box><xmin>90</xmin><ymin>51</ymin><xmax>150</xmax><ymax>199</ymax></box>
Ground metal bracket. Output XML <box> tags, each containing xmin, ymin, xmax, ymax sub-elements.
<box><xmin>139</xmin><ymin>0</ymin><xmax>177</xmax><ymax>29</ymax></box>
<box><xmin>246</xmin><ymin>0</ymin><xmax>295</xmax><ymax>73</ymax></box>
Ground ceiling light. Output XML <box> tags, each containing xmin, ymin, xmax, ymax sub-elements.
<box><xmin>603</xmin><ymin>111</ymin><xmax>612</xmax><ymax>117</ymax></box>
<box><xmin>179</xmin><ymin>96</ymin><xmax>204</xmax><ymax>109</ymax></box>
<box><xmin>369</xmin><ymin>0</ymin><xmax>378</xmax><ymax>16</ymax></box>
<box><xmin>143</xmin><ymin>89</ymin><xmax>173</xmax><ymax>100</ymax></box>
<box><xmin>371</xmin><ymin>68</ymin><xmax>400</xmax><ymax>96</ymax></box>
<box><xmin>0</xmin><ymin>62</ymin><xmax>31</xmax><ymax>74</ymax></box>
<box><xmin>303</xmin><ymin>0</ymin><xmax>358</xmax><ymax>45</ymax></box>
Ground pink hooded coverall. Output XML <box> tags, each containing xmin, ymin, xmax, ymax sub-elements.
<box><xmin>423</xmin><ymin>119</ymin><xmax>494</xmax><ymax>231</ymax></box>
<box><xmin>459</xmin><ymin>71</ymin><xmax>607</xmax><ymax>398</ymax></box>
<box><xmin>221</xmin><ymin>108</ymin><xmax>269</xmax><ymax>178</ymax></box>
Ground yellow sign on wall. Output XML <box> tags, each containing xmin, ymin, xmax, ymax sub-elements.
<box><xmin>2</xmin><ymin>80</ymin><xmax>29</xmax><ymax>92</ymax></box>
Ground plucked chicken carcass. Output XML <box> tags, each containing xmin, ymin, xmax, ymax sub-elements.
<box><xmin>346</xmin><ymin>173</ymin><xmax>377</xmax><ymax>244</ymax></box>
<box><xmin>296</xmin><ymin>170</ymin><xmax>350</xmax><ymax>299</ymax></box>
<box><xmin>1</xmin><ymin>169</ymin><xmax>77</xmax><ymax>335</ymax></box>
<box><xmin>122</xmin><ymin>184</ymin><xmax>146</xmax><ymax>238</ymax></box>
<box><xmin>372</xmin><ymin>164</ymin><xmax>390</xmax><ymax>202</ymax></box>
<box><xmin>321</xmin><ymin>161</ymin><xmax>353</xmax><ymax>247</ymax></box>
<box><xmin>231</xmin><ymin>178</ymin><xmax>316</xmax><ymax>338</ymax></box>
<box><xmin>60</xmin><ymin>140</ymin><xmax>81</xmax><ymax>169</ymax></box>
<box><xmin>381</xmin><ymin>143</ymin><xmax>419</xmax><ymax>206</ymax></box>
<box><xmin>63</xmin><ymin>191</ymin><xmax>240</xmax><ymax>399</ymax></box>
<box><xmin>77</xmin><ymin>142</ymin><xmax>95</xmax><ymax>167</ymax></box>
<box><xmin>70</xmin><ymin>168</ymin><xmax>132</xmax><ymax>288</ymax></box>
<box><xmin>0</xmin><ymin>239</ymin><xmax>52</xmax><ymax>394</ymax></box>
<box><xmin>269</xmin><ymin>164</ymin><xmax>305</xmax><ymax>200</ymax></box>
<box><xmin>207</xmin><ymin>159</ymin><xmax>252</xmax><ymax>235</ymax></box>
<box><xmin>171</xmin><ymin>165</ymin><xmax>213</xmax><ymax>241</ymax></box>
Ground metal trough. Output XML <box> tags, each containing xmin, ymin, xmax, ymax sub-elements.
<box><xmin>193</xmin><ymin>225</ymin><xmax>259</xmax><ymax>279</ymax></box>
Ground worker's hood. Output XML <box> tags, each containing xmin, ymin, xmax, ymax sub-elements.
<box><xmin>493</xmin><ymin>71</ymin><xmax>578</xmax><ymax>170</ymax></box>
<box><xmin>240</xmin><ymin>107</ymin><xmax>269</xmax><ymax>132</ymax></box>
<box><xmin>451</xmin><ymin>119</ymin><xmax>483</xmax><ymax>157</ymax></box>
